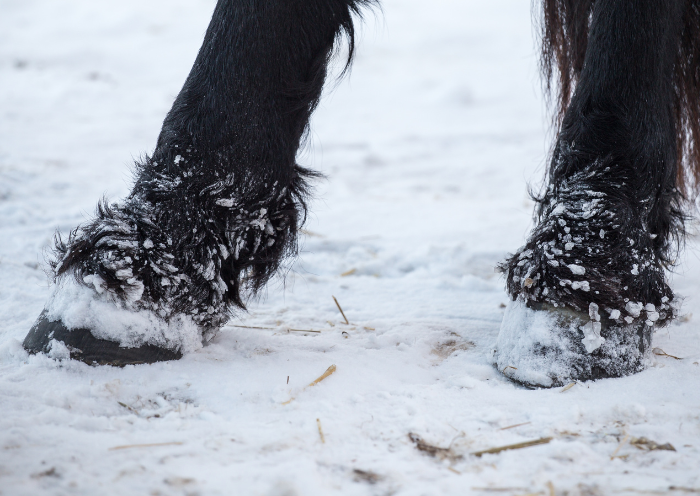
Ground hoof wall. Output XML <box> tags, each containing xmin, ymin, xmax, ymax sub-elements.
<box><xmin>23</xmin><ymin>311</ymin><xmax>182</xmax><ymax>366</ymax></box>
<box><xmin>494</xmin><ymin>300</ymin><xmax>652</xmax><ymax>388</ymax></box>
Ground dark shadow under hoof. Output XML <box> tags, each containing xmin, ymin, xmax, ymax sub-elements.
<box><xmin>23</xmin><ymin>311</ymin><xmax>182</xmax><ymax>366</ymax></box>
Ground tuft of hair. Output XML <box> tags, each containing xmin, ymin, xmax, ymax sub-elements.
<box><xmin>539</xmin><ymin>0</ymin><xmax>595</xmax><ymax>120</ymax></box>
<box><xmin>676</xmin><ymin>0</ymin><xmax>700</xmax><ymax>198</ymax></box>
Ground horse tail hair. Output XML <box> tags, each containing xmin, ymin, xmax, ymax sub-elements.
<box><xmin>538</xmin><ymin>0</ymin><xmax>595</xmax><ymax>123</ymax></box>
<box><xmin>675</xmin><ymin>0</ymin><xmax>700</xmax><ymax>198</ymax></box>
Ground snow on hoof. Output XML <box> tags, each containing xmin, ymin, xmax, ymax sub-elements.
<box><xmin>23</xmin><ymin>312</ymin><xmax>181</xmax><ymax>366</ymax></box>
<box><xmin>23</xmin><ymin>277</ymin><xmax>202</xmax><ymax>366</ymax></box>
<box><xmin>493</xmin><ymin>299</ymin><xmax>653</xmax><ymax>388</ymax></box>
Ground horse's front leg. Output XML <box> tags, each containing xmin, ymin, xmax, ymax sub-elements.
<box><xmin>23</xmin><ymin>0</ymin><xmax>373</xmax><ymax>365</ymax></box>
<box><xmin>497</xmin><ymin>0</ymin><xmax>687</xmax><ymax>387</ymax></box>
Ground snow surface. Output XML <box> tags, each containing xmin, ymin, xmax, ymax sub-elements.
<box><xmin>1</xmin><ymin>0</ymin><xmax>700</xmax><ymax>494</ymax></box>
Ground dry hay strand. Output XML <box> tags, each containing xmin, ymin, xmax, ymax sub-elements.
<box><xmin>109</xmin><ymin>442</ymin><xmax>183</xmax><ymax>451</ymax></box>
<box><xmin>31</xmin><ymin>468</ymin><xmax>58</xmax><ymax>479</ymax></box>
<box><xmin>341</xmin><ymin>268</ymin><xmax>357</xmax><ymax>277</ymax></box>
<box><xmin>117</xmin><ymin>401</ymin><xmax>138</xmax><ymax>414</ymax></box>
<box><xmin>408</xmin><ymin>432</ymin><xmax>463</xmax><ymax>461</ymax></box>
<box><xmin>309</xmin><ymin>364</ymin><xmax>337</xmax><ymax>386</ymax></box>
<box><xmin>500</xmin><ymin>422</ymin><xmax>532</xmax><ymax>431</ymax></box>
<box><xmin>652</xmin><ymin>348</ymin><xmax>683</xmax><ymax>360</ymax></box>
<box><xmin>230</xmin><ymin>324</ymin><xmax>322</xmax><ymax>333</ymax></box>
<box><xmin>431</xmin><ymin>339</ymin><xmax>476</xmax><ymax>359</ymax></box>
<box><xmin>610</xmin><ymin>434</ymin><xmax>631</xmax><ymax>459</ymax></box>
<box><xmin>282</xmin><ymin>364</ymin><xmax>337</xmax><ymax>405</ymax></box>
<box><xmin>561</xmin><ymin>382</ymin><xmax>576</xmax><ymax>393</ymax></box>
<box><xmin>630</xmin><ymin>437</ymin><xmax>676</xmax><ymax>452</ymax></box>
<box><xmin>231</xmin><ymin>324</ymin><xmax>275</xmax><ymax>330</ymax></box>
<box><xmin>332</xmin><ymin>295</ymin><xmax>350</xmax><ymax>325</ymax></box>
<box><xmin>299</xmin><ymin>228</ymin><xmax>324</xmax><ymax>238</ymax></box>
<box><xmin>471</xmin><ymin>437</ymin><xmax>553</xmax><ymax>457</ymax></box>
<box><xmin>317</xmin><ymin>418</ymin><xmax>326</xmax><ymax>444</ymax></box>
<box><xmin>353</xmin><ymin>469</ymin><xmax>383</xmax><ymax>484</ymax></box>
<box><xmin>287</xmin><ymin>328</ymin><xmax>321</xmax><ymax>333</ymax></box>
<box><xmin>470</xmin><ymin>487</ymin><xmax>530</xmax><ymax>493</ymax></box>
<box><xmin>164</xmin><ymin>477</ymin><xmax>195</xmax><ymax>487</ymax></box>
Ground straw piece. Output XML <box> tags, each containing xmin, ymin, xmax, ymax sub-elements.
<box><xmin>561</xmin><ymin>382</ymin><xmax>576</xmax><ymax>392</ymax></box>
<box><xmin>118</xmin><ymin>401</ymin><xmax>137</xmax><ymax>414</ymax></box>
<box><xmin>230</xmin><ymin>325</ymin><xmax>276</xmax><ymax>330</ymax></box>
<box><xmin>317</xmin><ymin>419</ymin><xmax>325</xmax><ymax>444</ymax></box>
<box><xmin>499</xmin><ymin>422</ymin><xmax>531</xmax><ymax>431</ymax></box>
<box><xmin>332</xmin><ymin>295</ymin><xmax>350</xmax><ymax>324</ymax></box>
<box><xmin>309</xmin><ymin>365</ymin><xmax>337</xmax><ymax>387</ymax></box>
<box><xmin>341</xmin><ymin>268</ymin><xmax>357</xmax><ymax>277</ymax></box>
<box><xmin>653</xmin><ymin>348</ymin><xmax>682</xmax><ymax>360</ymax></box>
<box><xmin>231</xmin><ymin>324</ymin><xmax>321</xmax><ymax>333</ymax></box>
<box><xmin>299</xmin><ymin>229</ymin><xmax>323</xmax><ymax>238</ymax></box>
<box><xmin>282</xmin><ymin>365</ymin><xmax>337</xmax><ymax>405</ymax></box>
<box><xmin>353</xmin><ymin>469</ymin><xmax>383</xmax><ymax>484</ymax></box>
<box><xmin>470</xmin><ymin>488</ymin><xmax>529</xmax><ymax>493</ymax></box>
<box><xmin>109</xmin><ymin>442</ymin><xmax>183</xmax><ymax>451</ymax></box>
<box><xmin>408</xmin><ymin>433</ymin><xmax>458</xmax><ymax>459</ymax></box>
<box><xmin>471</xmin><ymin>437</ymin><xmax>552</xmax><ymax>457</ymax></box>
<box><xmin>611</xmin><ymin>434</ymin><xmax>630</xmax><ymax>459</ymax></box>
<box><xmin>547</xmin><ymin>481</ymin><xmax>556</xmax><ymax>496</ymax></box>
<box><xmin>630</xmin><ymin>437</ymin><xmax>676</xmax><ymax>452</ymax></box>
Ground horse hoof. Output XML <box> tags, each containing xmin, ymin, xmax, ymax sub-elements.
<box><xmin>23</xmin><ymin>311</ymin><xmax>182</xmax><ymax>366</ymax></box>
<box><xmin>493</xmin><ymin>299</ymin><xmax>652</xmax><ymax>388</ymax></box>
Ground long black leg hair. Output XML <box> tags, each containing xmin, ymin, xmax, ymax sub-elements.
<box><xmin>50</xmin><ymin>0</ymin><xmax>374</xmax><ymax>332</ymax></box>
<box><xmin>541</xmin><ymin>0</ymin><xmax>700</xmax><ymax>198</ymax></box>
<box><xmin>502</xmin><ymin>0</ymin><xmax>699</xmax><ymax>327</ymax></box>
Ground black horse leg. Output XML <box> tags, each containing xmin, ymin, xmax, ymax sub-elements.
<box><xmin>23</xmin><ymin>0</ymin><xmax>372</xmax><ymax>365</ymax></box>
<box><xmin>497</xmin><ymin>0</ymin><xmax>687</xmax><ymax>386</ymax></box>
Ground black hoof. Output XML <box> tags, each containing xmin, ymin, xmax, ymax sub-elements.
<box><xmin>494</xmin><ymin>300</ymin><xmax>652</xmax><ymax>388</ymax></box>
<box><xmin>23</xmin><ymin>311</ymin><xmax>182</xmax><ymax>366</ymax></box>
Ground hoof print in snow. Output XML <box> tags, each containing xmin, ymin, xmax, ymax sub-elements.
<box><xmin>23</xmin><ymin>311</ymin><xmax>182</xmax><ymax>366</ymax></box>
<box><xmin>493</xmin><ymin>300</ymin><xmax>653</xmax><ymax>388</ymax></box>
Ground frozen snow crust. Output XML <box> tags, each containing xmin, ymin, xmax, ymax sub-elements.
<box><xmin>44</xmin><ymin>275</ymin><xmax>202</xmax><ymax>354</ymax></box>
<box><xmin>494</xmin><ymin>299</ymin><xmax>652</xmax><ymax>387</ymax></box>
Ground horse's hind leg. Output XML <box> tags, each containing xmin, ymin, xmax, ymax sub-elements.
<box><xmin>496</xmin><ymin>0</ymin><xmax>689</xmax><ymax>387</ymax></box>
<box><xmin>23</xmin><ymin>0</ymin><xmax>373</xmax><ymax>365</ymax></box>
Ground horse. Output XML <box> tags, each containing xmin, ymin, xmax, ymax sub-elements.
<box><xmin>22</xmin><ymin>0</ymin><xmax>700</xmax><ymax>387</ymax></box>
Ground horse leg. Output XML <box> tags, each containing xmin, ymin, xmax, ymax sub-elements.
<box><xmin>23</xmin><ymin>0</ymin><xmax>373</xmax><ymax>365</ymax></box>
<box><xmin>496</xmin><ymin>0</ymin><xmax>688</xmax><ymax>387</ymax></box>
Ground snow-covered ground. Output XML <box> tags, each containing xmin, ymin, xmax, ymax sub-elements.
<box><xmin>1</xmin><ymin>0</ymin><xmax>699</xmax><ymax>494</ymax></box>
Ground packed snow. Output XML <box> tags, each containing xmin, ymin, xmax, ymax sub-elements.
<box><xmin>46</xmin><ymin>277</ymin><xmax>203</xmax><ymax>353</ymax></box>
<box><xmin>1</xmin><ymin>0</ymin><xmax>699</xmax><ymax>494</ymax></box>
